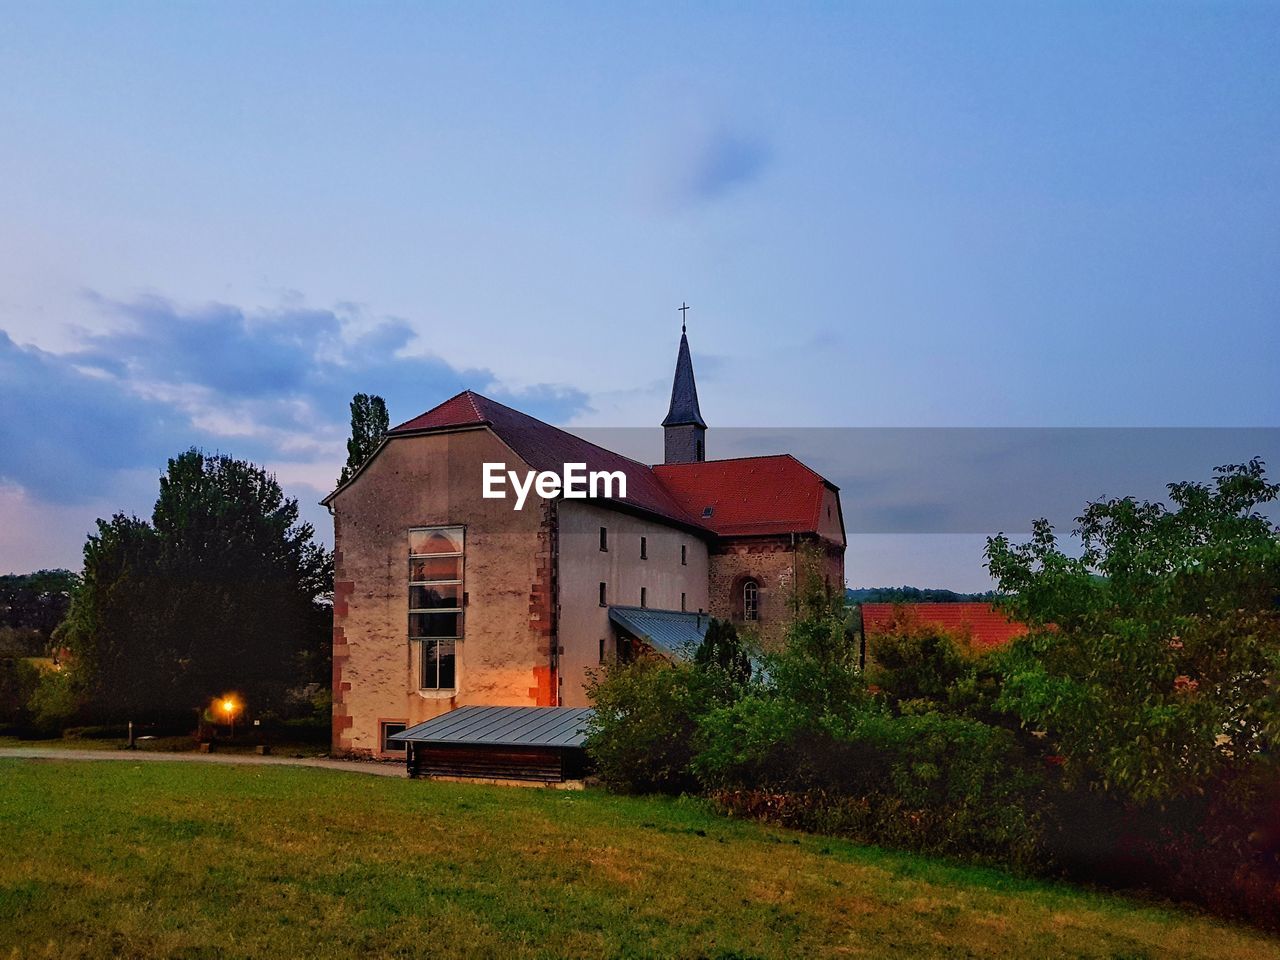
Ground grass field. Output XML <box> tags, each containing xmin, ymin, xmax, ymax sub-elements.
<box><xmin>1</xmin><ymin>759</ymin><xmax>1278</xmax><ymax>959</ymax></box>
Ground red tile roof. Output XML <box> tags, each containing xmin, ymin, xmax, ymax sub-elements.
<box><xmin>860</xmin><ymin>602</ymin><xmax>1029</xmax><ymax>649</ymax></box>
<box><xmin>654</xmin><ymin>455</ymin><xmax>838</xmax><ymax>539</ymax></box>
<box><xmin>381</xmin><ymin>391</ymin><xmax>840</xmax><ymax>540</ymax></box>
<box><xmin>389</xmin><ymin>391</ymin><xmax>709</xmax><ymax>532</ymax></box>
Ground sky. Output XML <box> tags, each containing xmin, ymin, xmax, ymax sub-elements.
<box><xmin>1</xmin><ymin>2</ymin><xmax>1277</xmax><ymax>589</ymax></box>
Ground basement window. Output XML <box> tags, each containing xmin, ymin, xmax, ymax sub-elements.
<box><xmin>380</xmin><ymin>721</ymin><xmax>407</xmax><ymax>755</ymax></box>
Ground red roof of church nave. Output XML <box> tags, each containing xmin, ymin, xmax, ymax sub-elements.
<box><xmin>384</xmin><ymin>390</ymin><xmax>838</xmax><ymax>540</ymax></box>
<box><xmin>654</xmin><ymin>455</ymin><xmax>838</xmax><ymax>539</ymax></box>
<box><xmin>860</xmin><ymin>602</ymin><xmax>1030</xmax><ymax>649</ymax></box>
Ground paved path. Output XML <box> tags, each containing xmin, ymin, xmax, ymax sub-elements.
<box><xmin>0</xmin><ymin>747</ymin><xmax>407</xmax><ymax>777</ymax></box>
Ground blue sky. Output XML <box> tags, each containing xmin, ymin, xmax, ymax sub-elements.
<box><xmin>1</xmin><ymin>3</ymin><xmax>1277</xmax><ymax>586</ymax></box>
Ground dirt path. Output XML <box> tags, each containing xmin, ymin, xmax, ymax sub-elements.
<box><xmin>0</xmin><ymin>747</ymin><xmax>407</xmax><ymax>777</ymax></box>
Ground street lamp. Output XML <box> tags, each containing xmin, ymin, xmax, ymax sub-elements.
<box><xmin>221</xmin><ymin>697</ymin><xmax>238</xmax><ymax>739</ymax></box>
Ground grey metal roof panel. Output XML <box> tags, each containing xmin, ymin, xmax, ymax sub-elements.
<box><xmin>608</xmin><ymin>605</ymin><xmax>710</xmax><ymax>659</ymax></box>
<box><xmin>391</xmin><ymin>706</ymin><xmax>594</xmax><ymax>748</ymax></box>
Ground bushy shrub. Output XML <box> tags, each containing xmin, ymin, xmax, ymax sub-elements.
<box><xmin>584</xmin><ymin>658</ymin><xmax>712</xmax><ymax>793</ymax></box>
<box><xmin>868</xmin><ymin>623</ymin><xmax>967</xmax><ymax>705</ymax></box>
<box><xmin>0</xmin><ymin>657</ymin><xmax>40</xmax><ymax>730</ymax></box>
<box><xmin>687</xmin><ymin>595</ymin><xmax>1047</xmax><ymax>868</ymax></box>
<box><xmin>699</xmin><ymin>699</ymin><xmax>1046</xmax><ymax>869</ymax></box>
<box><xmin>25</xmin><ymin>667</ymin><xmax>80</xmax><ymax>737</ymax></box>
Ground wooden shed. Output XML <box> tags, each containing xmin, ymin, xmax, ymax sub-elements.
<box><xmin>391</xmin><ymin>706</ymin><xmax>593</xmax><ymax>784</ymax></box>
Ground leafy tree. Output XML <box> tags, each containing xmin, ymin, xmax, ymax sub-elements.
<box><xmin>338</xmin><ymin>393</ymin><xmax>389</xmax><ymax>486</ymax></box>
<box><xmin>986</xmin><ymin>459</ymin><xmax>1280</xmax><ymax>803</ymax></box>
<box><xmin>693</xmin><ymin>618</ymin><xmax>751</xmax><ymax>691</ymax></box>
<box><xmin>58</xmin><ymin>449</ymin><xmax>333</xmax><ymax>723</ymax></box>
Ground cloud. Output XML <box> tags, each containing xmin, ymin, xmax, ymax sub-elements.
<box><xmin>0</xmin><ymin>331</ymin><xmax>186</xmax><ymax>502</ymax></box>
<box><xmin>638</xmin><ymin>107</ymin><xmax>771</xmax><ymax>209</ymax></box>
<box><xmin>670</xmin><ymin>125</ymin><xmax>770</xmax><ymax>203</ymax></box>
<box><xmin>0</xmin><ymin>294</ymin><xmax>590</xmax><ymax>508</ymax></box>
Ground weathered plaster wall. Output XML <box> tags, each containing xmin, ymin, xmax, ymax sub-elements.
<box><xmin>330</xmin><ymin>427</ymin><xmax>551</xmax><ymax>757</ymax></box>
<box><xmin>556</xmin><ymin>500</ymin><xmax>710</xmax><ymax>706</ymax></box>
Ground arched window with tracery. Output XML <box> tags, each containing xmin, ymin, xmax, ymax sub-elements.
<box><xmin>742</xmin><ymin>578</ymin><xmax>759</xmax><ymax>622</ymax></box>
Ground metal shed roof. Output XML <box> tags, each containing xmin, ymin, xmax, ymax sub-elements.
<box><xmin>390</xmin><ymin>706</ymin><xmax>593</xmax><ymax>749</ymax></box>
<box><xmin>609</xmin><ymin>605</ymin><xmax>710</xmax><ymax>658</ymax></box>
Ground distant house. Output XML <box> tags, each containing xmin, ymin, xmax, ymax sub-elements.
<box><xmin>861</xmin><ymin>602</ymin><xmax>1031</xmax><ymax>652</ymax></box>
<box><xmin>323</xmin><ymin>325</ymin><xmax>845</xmax><ymax>760</ymax></box>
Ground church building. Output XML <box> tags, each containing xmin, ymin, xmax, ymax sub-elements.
<box><xmin>324</xmin><ymin>325</ymin><xmax>846</xmax><ymax>758</ymax></box>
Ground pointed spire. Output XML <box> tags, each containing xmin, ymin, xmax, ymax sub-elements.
<box><xmin>662</xmin><ymin>322</ymin><xmax>706</xmax><ymax>429</ymax></box>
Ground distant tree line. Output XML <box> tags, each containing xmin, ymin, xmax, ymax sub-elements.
<box><xmin>844</xmin><ymin>585</ymin><xmax>998</xmax><ymax>604</ymax></box>
<box><xmin>0</xmin><ymin>569</ymin><xmax>78</xmax><ymax>657</ymax></box>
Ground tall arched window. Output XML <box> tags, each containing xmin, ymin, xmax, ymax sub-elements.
<box><xmin>742</xmin><ymin>578</ymin><xmax>759</xmax><ymax>621</ymax></box>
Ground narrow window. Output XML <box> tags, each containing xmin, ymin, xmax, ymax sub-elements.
<box><xmin>681</xmin><ymin>544</ymin><xmax>687</xmax><ymax>565</ymax></box>
<box><xmin>380</xmin><ymin>721</ymin><xmax>407</xmax><ymax>754</ymax></box>
<box><xmin>640</xmin><ymin>586</ymin><xmax>647</xmax><ymax>608</ymax></box>
<box><xmin>743</xmin><ymin>579</ymin><xmax>759</xmax><ymax>622</ymax></box>
<box><xmin>599</xmin><ymin>637</ymin><xmax>607</xmax><ymax>664</ymax></box>
<box><xmin>599</xmin><ymin>581</ymin><xmax>607</xmax><ymax>607</ymax></box>
<box><xmin>696</xmin><ymin>438</ymin><xmax>704</xmax><ymax>460</ymax></box>
<box><xmin>640</xmin><ymin>536</ymin><xmax>647</xmax><ymax>559</ymax></box>
<box><xmin>599</xmin><ymin>526</ymin><xmax>608</xmax><ymax>551</ymax></box>
<box><xmin>681</xmin><ymin>592</ymin><xmax>687</xmax><ymax>612</ymax></box>
<box><xmin>409</xmin><ymin>526</ymin><xmax>463</xmax><ymax>690</ymax></box>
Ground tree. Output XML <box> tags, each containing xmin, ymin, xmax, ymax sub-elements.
<box><xmin>0</xmin><ymin>569</ymin><xmax>79</xmax><ymax>656</ymax></box>
<box><xmin>58</xmin><ymin>449</ymin><xmax>333</xmax><ymax>723</ymax></box>
<box><xmin>693</xmin><ymin>618</ymin><xmax>752</xmax><ymax>690</ymax></box>
<box><xmin>338</xmin><ymin>393</ymin><xmax>389</xmax><ymax>486</ymax></box>
<box><xmin>985</xmin><ymin>459</ymin><xmax>1280</xmax><ymax>803</ymax></box>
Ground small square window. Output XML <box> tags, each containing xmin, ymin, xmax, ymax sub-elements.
<box><xmin>381</xmin><ymin>721</ymin><xmax>407</xmax><ymax>754</ymax></box>
<box><xmin>599</xmin><ymin>582</ymin><xmax>607</xmax><ymax>606</ymax></box>
<box><xmin>599</xmin><ymin>527</ymin><xmax>608</xmax><ymax>551</ymax></box>
<box><xmin>640</xmin><ymin>536</ymin><xmax>647</xmax><ymax>559</ymax></box>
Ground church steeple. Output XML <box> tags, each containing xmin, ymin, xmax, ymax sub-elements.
<box><xmin>662</xmin><ymin>305</ymin><xmax>707</xmax><ymax>463</ymax></box>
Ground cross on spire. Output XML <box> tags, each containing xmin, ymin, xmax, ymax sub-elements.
<box><xmin>678</xmin><ymin>302</ymin><xmax>690</xmax><ymax>333</ymax></box>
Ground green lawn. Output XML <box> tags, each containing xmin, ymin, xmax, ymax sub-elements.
<box><xmin>1</xmin><ymin>759</ymin><xmax>1276</xmax><ymax>959</ymax></box>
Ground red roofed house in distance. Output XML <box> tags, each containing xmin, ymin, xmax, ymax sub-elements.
<box><xmin>322</xmin><ymin>324</ymin><xmax>845</xmax><ymax>762</ymax></box>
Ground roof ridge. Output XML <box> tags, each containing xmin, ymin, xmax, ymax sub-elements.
<box><xmin>462</xmin><ymin>389</ymin><xmax>484</xmax><ymax>422</ymax></box>
<box><xmin>467</xmin><ymin>391</ymin><xmax>666</xmax><ymax>473</ymax></box>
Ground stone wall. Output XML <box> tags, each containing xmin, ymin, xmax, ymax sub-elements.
<box><xmin>709</xmin><ymin>535</ymin><xmax>846</xmax><ymax>650</ymax></box>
